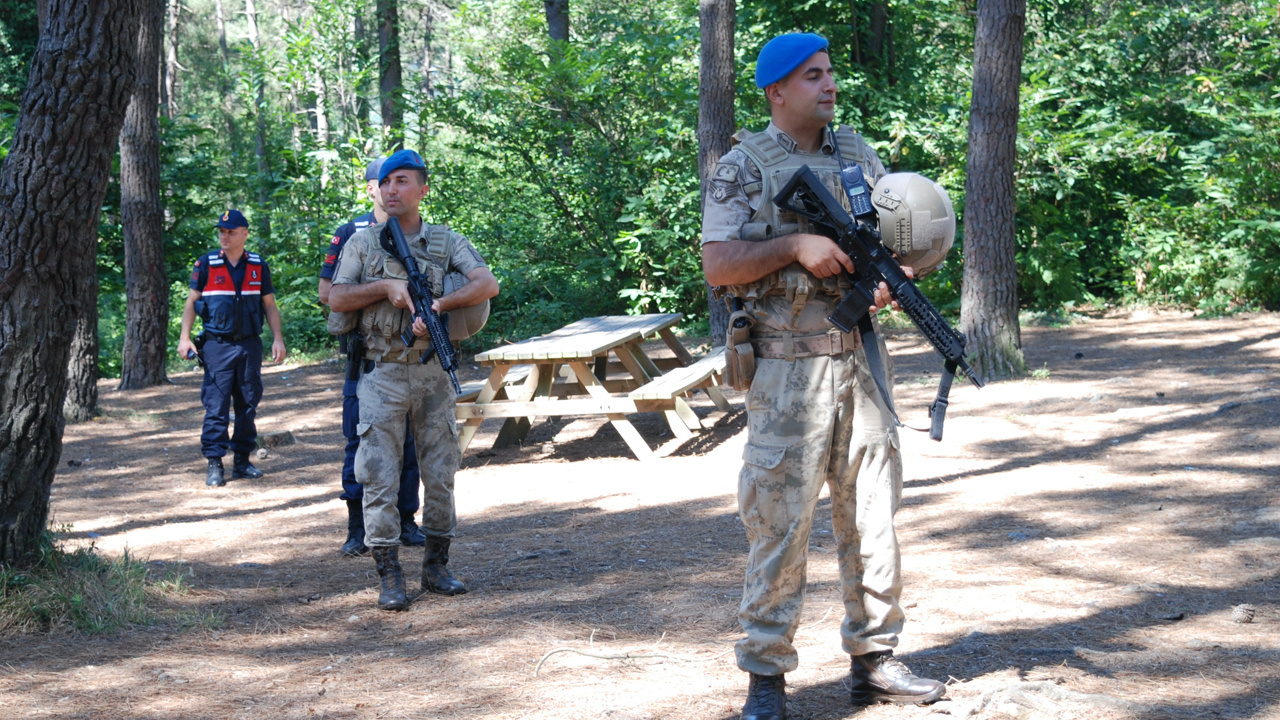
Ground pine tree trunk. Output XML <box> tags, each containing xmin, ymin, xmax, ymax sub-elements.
<box><xmin>119</xmin><ymin>0</ymin><xmax>169</xmax><ymax>390</ymax></box>
<box><xmin>162</xmin><ymin>0</ymin><xmax>180</xmax><ymax>119</ymax></box>
<box><xmin>214</xmin><ymin>0</ymin><xmax>234</xmax><ymax>140</ymax></box>
<box><xmin>698</xmin><ymin>0</ymin><xmax>734</xmax><ymax>346</ymax></box>
<box><xmin>544</xmin><ymin>0</ymin><xmax>569</xmax><ymax>45</ymax></box>
<box><xmin>0</xmin><ymin>0</ymin><xmax>143</xmax><ymax>566</ymax></box>
<box><xmin>377</xmin><ymin>0</ymin><xmax>403</xmax><ymax>148</ymax></box>
<box><xmin>64</xmin><ymin>270</ymin><xmax>100</xmax><ymax>423</ymax></box>
<box><xmin>960</xmin><ymin>0</ymin><xmax>1027</xmax><ymax>381</ymax></box>
<box><xmin>245</xmin><ymin>0</ymin><xmax>271</xmax><ymax>240</ymax></box>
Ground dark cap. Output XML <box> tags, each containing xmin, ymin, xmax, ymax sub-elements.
<box><xmin>216</xmin><ymin>209</ymin><xmax>249</xmax><ymax>229</ymax></box>
<box><xmin>378</xmin><ymin>149</ymin><xmax>428</xmax><ymax>184</ymax></box>
<box><xmin>364</xmin><ymin>157</ymin><xmax>386</xmax><ymax>181</ymax></box>
<box><xmin>755</xmin><ymin>33</ymin><xmax>829</xmax><ymax>88</ymax></box>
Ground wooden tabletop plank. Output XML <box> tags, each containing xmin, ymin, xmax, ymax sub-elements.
<box><xmin>474</xmin><ymin>313</ymin><xmax>682</xmax><ymax>364</ymax></box>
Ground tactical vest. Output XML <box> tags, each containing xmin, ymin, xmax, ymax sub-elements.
<box><xmin>354</xmin><ymin>222</ymin><xmax>457</xmax><ymax>358</ymax></box>
<box><xmin>197</xmin><ymin>250</ymin><xmax>265</xmax><ymax>338</ymax></box>
<box><xmin>724</xmin><ymin>126</ymin><xmax>884</xmax><ymax>336</ymax></box>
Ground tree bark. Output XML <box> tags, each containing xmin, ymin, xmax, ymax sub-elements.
<box><xmin>63</xmin><ymin>270</ymin><xmax>100</xmax><ymax>423</ymax></box>
<box><xmin>377</xmin><ymin>0</ymin><xmax>403</xmax><ymax>149</ymax></box>
<box><xmin>214</xmin><ymin>0</ymin><xmax>234</xmax><ymax>139</ymax></box>
<box><xmin>698</xmin><ymin>0</ymin><xmax>734</xmax><ymax>346</ymax></box>
<box><xmin>960</xmin><ymin>0</ymin><xmax>1027</xmax><ymax>380</ymax></box>
<box><xmin>119</xmin><ymin>0</ymin><xmax>169</xmax><ymax>390</ymax></box>
<box><xmin>544</xmin><ymin>0</ymin><xmax>569</xmax><ymax>45</ymax></box>
<box><xmin>245</xmin><ymin>0</ymin><xmax>271</xmax><ymax>240</ymax></box>
<box><xmin>161</xmin><ymin>0</ymin><xmax>180</xmax><ymax>118</ymax></box>
<box><xmin>0</xmin><ymin>0</ymin><xmax>144</xmax><ymax>566</ymax></box>
<box><xmin>354</xmin><ymin>8</ymin><xmax>372</xmax><ymax>128</ymax></box>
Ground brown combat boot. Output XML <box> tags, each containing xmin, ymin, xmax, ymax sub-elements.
<box><xmin>850</xmin><ymin>651</ymin><xmax>945</xmax><ymax>705</ymax></box>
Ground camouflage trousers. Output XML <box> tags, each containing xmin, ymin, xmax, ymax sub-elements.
<box><xmin>735</xmin><ymin>338</ymin><xmax>904</xmax><ymax>676</ymax></box>
<box><xmin>354</xmin><ymin>358</ymin><xmax>461</xmax><ymax>547</ymax></box>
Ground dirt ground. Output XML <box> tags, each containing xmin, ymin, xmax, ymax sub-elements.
<box><xmin>1</xmin><ymin>308</ymin><xmax>1277</xmax><ymax>720</ymax></box>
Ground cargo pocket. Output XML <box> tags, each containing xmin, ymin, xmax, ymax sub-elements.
<box><xmin>738</xmin><ymin>441</ymin><xmax>807</xmax><ymax>540</ymax></box>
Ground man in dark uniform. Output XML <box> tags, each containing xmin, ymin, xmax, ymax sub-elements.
<box><xmin>319</xmin><ymin>158</ymin><xmax>426</xmax><ymax>555</ymax></box>
<box><xmin>177</xmin><ymin>209</ymin><xmax>287</xmax><ymax>487</ymax></box>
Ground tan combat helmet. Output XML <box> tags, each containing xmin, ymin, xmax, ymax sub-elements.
<box><xmin>442</xmin><ymin>270</ymin><xmax>490</xmax><ymax>342</ymax></box>
<box><xmin>870</xmin><ymin>173</ymin><xmax>956</xmax><ymax>278</ymax></box>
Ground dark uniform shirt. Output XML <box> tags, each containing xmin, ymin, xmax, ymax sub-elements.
<box><xmin>321</xmin><ymin>212</ymin><xmax>377</xmax><ymax>280</ymax></box>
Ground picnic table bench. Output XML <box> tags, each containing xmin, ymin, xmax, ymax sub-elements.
<box><xmin>455</xmin><ymin>314</ymin><xmax>733</xmax><ymax>460</ymax></box>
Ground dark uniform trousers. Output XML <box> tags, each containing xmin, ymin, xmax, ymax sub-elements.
<box><xmin>340</xmin><ymin>377</ymin><xmax>421</xmax><ymax>514</ymax></box>
<box><xmin>200</xmin><ymin>335</ymin><xmax>263</xmax><ymax>459</ymax></box>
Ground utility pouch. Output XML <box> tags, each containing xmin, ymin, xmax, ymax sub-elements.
<box><xmin>327</xmin><ymin>308</ymin><xmax>358</xmax><ymax>335</ymax></box>
<box><xmin>724</xmin><ymin>299</ymin><xmax>757</xmax><ymax>392</ymax></box>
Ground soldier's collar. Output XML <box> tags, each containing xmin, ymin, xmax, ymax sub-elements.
<box><xmin>765</xmin><ymin>122</ymin><xmax>836</xmax><ymax>155</ymax></box>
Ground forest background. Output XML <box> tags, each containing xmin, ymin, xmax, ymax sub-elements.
<box><xmin>1</xmin><ymin>0</ymin><xmax>1278</xmax><ymax>379</ymax></box>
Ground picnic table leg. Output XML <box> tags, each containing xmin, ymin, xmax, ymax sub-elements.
<box><xmin>566</xmin><ymin>361</ymin><xmax>654</xmax><ymax>461</ymax></box>
<box><xmin>670</xmin><ymin>397</ymin><xmax>704</xmax><ymax>432</ymax></box>
<box><xmin>457</xmin><ymin>365</ymin><xmax>511</xmax><ymax>454</ymax></box>
<box><xmin>704</xmin><ymin>384</ymin><xmax>732</xmax><ymax>412</ymax></box>
<box><xmin>614</xmin><ymin>342</ymin><xmax>655</xmax><ymax>385</ymax></box>
<box><xmin>493</xmin><ymin>363</ymin><xmax>550</xmax><ymax>449</ymax></box>
<box><xmin>619</xmin><ymin>341</ymin><xmax>662</xmax><ymax>382</ymax></box>
<box><xmin>658</xmin><ymin>327</ymin><xmax>695</xmax><ymax>366</ymax></box>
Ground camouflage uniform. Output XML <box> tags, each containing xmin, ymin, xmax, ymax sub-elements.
<box><xmin>703</xmin><ymin>123</ymin><xmax>905</xmax><ymax>676</ymax></box>
<box><xmin>331</xmin><ymin>222</ymin><xmax>488</xmax><ymax>547</ymax></box>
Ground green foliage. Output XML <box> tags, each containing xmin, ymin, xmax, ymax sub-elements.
<box><xmin>0</xmin><ymin>526</ymin><xmax>201</xmax><ymax>634</ymax></box>
<box><xmin>6</xmin><ymin>0</ymin><xmax>1280</xmax><ymax>382</ymax></box>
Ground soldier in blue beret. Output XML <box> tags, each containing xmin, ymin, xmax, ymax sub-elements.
<box><xmin>329</xmin><ymin>149</ymin><xmax>499</xmax><ymax>611</ymax></box>
<box><xmin>177</xmin><ymin>209</ymin><xmax>288</xmax><ymax>487</ymax></box>
<box><xmin>701</xmin><ymin>33</ymin><xmax>945</xmax><ymax>718</ymax></box>
<box><xmin>319</xmin><ymin>158</ymin><xmax>428</xmax><ymax>556</ymax></box>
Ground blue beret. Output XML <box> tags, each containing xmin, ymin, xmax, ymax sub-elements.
<box><xmin>215</xmin><ymin>209</ymin><xmax>248</xmax><ymax>229</ymax></box>
<box><xmin>378</xmin><ymin>149</ymin><xmax>428</xmax><ymax>184</ymax></box>
<box><xmin>364</xmin><ymin>157</ymin><xmax>386</xmax><ymax>181</ymax></box>
<box><xmin>755</xmin><ymin>33</ymin><xmax>830</xmax><ymax>88</ymax></box>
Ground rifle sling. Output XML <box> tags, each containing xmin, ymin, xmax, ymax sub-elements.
<box><xmin>928</xmin><ymin>360</ymin><xmax>959</xmax><ymax>442</ymax></box>
<box><xmin>857</xmin><ymin>314</ymin><xmax>901</xmax><ymax>427</ymax></box>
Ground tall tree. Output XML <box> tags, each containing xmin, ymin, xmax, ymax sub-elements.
<box><xmin>0</xmin><ymin>0</ymin><xmax>144</xmax><ymax>566</ymax></box>
<box><xmin>960</xmin><ymin>0</ymin><xmax>1027</xmax><ymax>380</ymax></box>
<box><xmin>244</xmin><ymin>0</ymin><xmax>271</xmax><ymax>239</ymax></box>
<box><xmin>698</xmin><ymin>0</ymin><xmax>734</xmax><ymax>346</ymax></box>
<box><xmin>377</xmin><ymin>0</ymin><xmax>403</xmax><ymax>148</ymax></box>
<box><xmin>160</xmin><ymin>0</ymin><xmax>180</xmax><ymax>118</ymax></box>
<box><xmin>63</xmin><ymin>270</ymin><xmax>100</xmax><ymax>423</ymax></box>
<box><xmin>544</xmin><ymin>0</ymin><xmax>569</xmax><ymax>48</ymax></box>
<box><xmin>118</xmin><ymin>0</ymin><xmax>169</xmax><ymax>390</ymax></box>
<box><xmin>214</xmin><ymin>0</ymin><xmax>234</xmax><ymax>138</ymax></box>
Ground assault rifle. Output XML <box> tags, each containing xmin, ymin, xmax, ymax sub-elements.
<box><xmin>380</xmin><ymin>216</ymin><xmax>462</xmax><ymax>394</ymax></box>
<box><xmin>773</xmin><ymin>165</ymin><xmax>983</xmax><ymax>440</ymax></box>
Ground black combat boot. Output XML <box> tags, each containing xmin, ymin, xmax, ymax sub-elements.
<box><xmin>371</xmin><ymin>546</ymin><xmax>408</xmax><ymax>610</ymax></box>
<box><xmin>232</xmin><ymin>453</ymin><xmax>264</xmax><ymax>479</ymax></box>
<box><xmin>741</xmin><ymin>673</ymin><xmax>787</xmax><ymax>720</ymax></box>
<box><xmin>421</xmin><ymin>536</ymin><xmax>468</xmax><ymax>595</ymax></box>
<box><xmin>341</xmin><ymin>499</ymin><xmax>368</xmax><ymax>556</ymax></box>
<box><xmin>399</xmin><ymin>510</ymin><xmax>426</xmax><ymax>546</ymax></box>
<box><xmin>206</xmin><ymin>458</ymin><xmax>226</xmax><ymax>487</ymax></box>
<box><xmin>850</xmin><ymin>651</ymin><xmax>945</xmax><ymax>705</ymax></box>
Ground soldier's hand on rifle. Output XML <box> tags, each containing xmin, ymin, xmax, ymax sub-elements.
<box><xmin>869</xmin><ymin>266</ymin><xmax>915</xmax><ymax>315</ymax></box>
<box><xmin>383</xmin><ymin>279</ymin><xmax>415</xmax><ymax>310</ymax></box>
<box><xmin>792</xmin><ymin>234</ymin><xmax>855</xmax><ymax>279</ymax></box>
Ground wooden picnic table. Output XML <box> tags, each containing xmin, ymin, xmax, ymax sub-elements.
<box><xmin>455</xmin><ymin>313</ymin><xmax>731</xmax><ymax>461</ymax></box>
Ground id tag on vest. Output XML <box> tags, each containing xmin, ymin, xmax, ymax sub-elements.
<box><xmin>840</xmin><ymin>165</ymin><xmax>875</xmax><ymax>218</ymax></box>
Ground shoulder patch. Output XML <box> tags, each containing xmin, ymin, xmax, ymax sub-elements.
<box><xmin>712</xmin><ymin>162</ymin><xmax>740</xmax><ymax>184</ymax></box>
